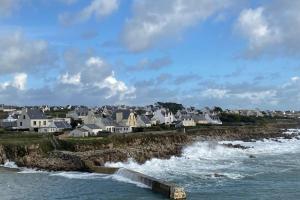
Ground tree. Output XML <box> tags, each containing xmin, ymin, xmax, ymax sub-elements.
<box><xmin>213</xmin><ymin>106</ymin><xmax>223</xmax><ymax>113</ymax></box>
<box><xmin>157</xmin><ymin>102</ymin><xmax>184</xmax><ymax>114</ymax></box>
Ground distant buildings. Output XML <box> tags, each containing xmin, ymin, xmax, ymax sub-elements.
<box><xmin>2</xmin><ymin>102</ymin><xmax>299</xmax><ymax>137</ymax></box>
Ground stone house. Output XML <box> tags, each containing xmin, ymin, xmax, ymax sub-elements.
<box><xmin>17</xmin><ymin>108</ymin><xmax>49</xmax><ymax>131</ymax></box>
<box><xmin>113</xmin><ymin>109</ymin><xmax>137</xmax><ymax>127</ymax></box>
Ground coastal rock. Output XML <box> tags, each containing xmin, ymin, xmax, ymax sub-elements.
<box><xmin>223</xmin><ymin>143</ymin><xmax>250</xmax><ymax>150</ymax></box>
<box><xmin>0</xmin><ymin>120</ymin><xmax>299</xmax><ymax>172</ymax></box>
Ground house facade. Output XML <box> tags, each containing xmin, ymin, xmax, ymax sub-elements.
<box><xmin>152</xmin><ymin>109</ymin><xmax>176</xmax><ymax>125</ymax></box>
<box><xmin>81</xmin><ymin>124</ymin><xmax>102</xmax><ymax>136</ymax></box>
<box><xmin>17</xmin><ymin>108</ymin><xmax>49</xmax><ymax>131</ymax></box>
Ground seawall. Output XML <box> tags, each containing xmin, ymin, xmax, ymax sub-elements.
<box><xmin>84</xmin><ymin>160</ymin><xmax>186</xmax><ymax>200</ymax></box>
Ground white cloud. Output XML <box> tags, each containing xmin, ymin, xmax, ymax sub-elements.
<box><xmin>59</xmin><ymin>0</ymin><xmax>119</xmax><ymax>25</ymax></box>
<box><xmin>59</xmin><ymin>73</ymin><xmax>81</xmax><ymax>85</ymax></box>
<box><xmin>95</xmin><ymin>71</ymin><xmax>136</xmax><ymax>100</ymax></box>
<box><xmin>86</xmin><ymin>56</ymin><xmax>105</xmax><ymax>68</ymax></box>
<box><xmin>235</xmin><ymin>7</ymin><xmax>280</xmax><ymax>56</ymax></box>
<box><xmin>200</xmin><ymin>87</ymin><xmax>278</xmax><ymax>106</ymax></box>
<box><xmin>0</xmin><ymin>31</ymin><xmax>54</xmax><ymax>74</ymax></box>
<box><xmin>201</xmin><ymin>88</ymin><xmax>229</xmax><ymax>99</ymax></box>
<box><xmin>233</xmin><ymin>90</ymin><xmax>277</xmax><ymax>104</ymax></box>
<box><xmin>60</xmin><ymin>56</ymin><xmax>136</xmax><ymax>101</ymax></box>
<box><xmin>235</xmin><ymin>1</ymin><xmax>300</xmax><ymax>57</ymax></box>
<box><xmin>122</xmin><ymin>0</ymin><xmax>234</xmax><ymax>52</ymax></box>
<box><xmin>0</xmin><ymin>73</ymin><xmax>27</xmax><ymax>90</ymax></box>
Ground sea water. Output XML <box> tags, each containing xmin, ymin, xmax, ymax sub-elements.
<box><xmin>1</xmin><ymin>129</ymin><xmax>300</xmax><ymax>200</ymax></box>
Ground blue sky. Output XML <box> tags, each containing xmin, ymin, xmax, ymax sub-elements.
<box><xmin>0</xmin><ymin>0</ymin><xmax>300</xmax><ymax>110</ymax></box>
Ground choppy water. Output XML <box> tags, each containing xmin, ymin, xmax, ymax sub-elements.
<box><xmin>1</xmin><ymin>129</ymin><xmax>300</xmax><ymax>200</ymax></box>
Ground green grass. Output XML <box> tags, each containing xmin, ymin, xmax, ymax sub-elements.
<box><xmin>0</xmin><ymin>132</ymin><xmax>55</xmax><ymax>153</ymax></box>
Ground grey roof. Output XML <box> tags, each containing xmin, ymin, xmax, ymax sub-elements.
<box><xmin>101</xmin><ymin>117</ymin><xmax>119</xmax><ymax>126</ymax></box>
<box><xmin>192</xmin><ymin>114</ymin><xmax>206</xmax><ymax>121</ymax></box>
<box><xmin>27</xmin><ymin>109</ymin><xmax>47</xmax><ymax>119</ymax></box>
<box><xmin>54</xmin><ymin>121</ymin><xmax>72</xmax><ymax>129</ymax></box>
<box><xmin>112</xmin><ymin>109</ymin><xmax>131</xmax><ymax>120</ymax></box>
<box><xmin>84</xmin><ymin>124</ymin><xmax>101</xmax><ymax>129</ymax></box>
<box><xmin>77</xmin><ymin>128</ymin><xmax>89</xmax><ymax>132</ymax></box>
<box><xmin>75</xmin><ymin>107</ymin><xmax>89</xmax><ymax>115</ymax></box>
<box><xmin>138</xmin><ymin>115</ymin><xmax>151</xmax><ymax>124</ymax></box>
<box><xmin>182</xmin><ymin>115</ymin><xmax>194</xmax><ymax>120</ymax></box>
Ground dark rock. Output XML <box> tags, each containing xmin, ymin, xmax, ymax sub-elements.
<box><xmin>223</xmin><ymin>143</ymin><xmax>250</xmax><ymax>150</ymax></box>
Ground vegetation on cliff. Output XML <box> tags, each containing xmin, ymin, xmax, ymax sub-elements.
<box><xmin>0</xmin><ymin>118</ymin><xmax>299</xmax><ymax>171</ymax></box>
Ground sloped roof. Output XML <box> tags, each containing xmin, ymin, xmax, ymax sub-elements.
<box><xmin>27</xmin><ymin>109</ymin><xmax>47</xmax><ymax>119</ymax></box>
<box><xmin>101</xmin><ymin>117</ymin><xmax>119</xmax><ymax>126</ymax></box>
<box><xmin>54</xmin><ymin>121</ymin><xmax>72</xmax><ymax>129</ymax></box>
<box><xmin>84</xmin><ymin>124</ymin><xmax>101</xmax><ymax>129</ymax></box>
<box><xmin>112</xmin><ymin>109</ymin><xmax>131</xmax><ymax>120</ymax></box>
<box><xmin>138</xmin><ymin>115</ymin><xmax>151</xmax><ymax>124</ymax></box>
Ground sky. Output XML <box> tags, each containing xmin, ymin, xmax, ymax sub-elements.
<box><xmin>0</xmin><ymin>0</ymin><xmax>300</xmax><ymax>110</ymax></box>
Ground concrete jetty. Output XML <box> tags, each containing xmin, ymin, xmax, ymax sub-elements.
<box><xmin>84</xmin><ymin>161</ymin><xmax>186</xmax><ymax>200</ymax></box>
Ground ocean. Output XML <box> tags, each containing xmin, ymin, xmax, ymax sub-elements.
<box><xmin>1</xmin><ymin>129</ymin><xmax>300</xmax><ymax>200</ymax></box>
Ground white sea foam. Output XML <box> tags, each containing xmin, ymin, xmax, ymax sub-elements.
<box><xmin>106</xmin><ymin>132</ymin><xmax>300</xmax><ymax>187</ymax></box>
<box><xmin>283</xmin><ymin>129</ymin><xmax>300</xmax><ymax>135</ymax></box>
<box><xmin>1</xmin><ymin>161</ymin><xmax>19</xmax><ymax>169</ymax></box>
<box><xmin>106</xmin><ymin>169</ymin><xmax>150</xmax><ymax>189</ymax></box>
<box><xmin>18</xmin><ymin>168</ymin><xmax>48</xmax><ymax>174</ymax></box>
<box><xmin>50</xmin><ymin>171</ymin><xmax>107</xmax><ymax>179</ymax></box>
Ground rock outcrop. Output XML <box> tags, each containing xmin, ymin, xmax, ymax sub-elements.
<box><xmin>0</xmin><ymin>120</ymin><xmax>299</xmax><ymax>171</ymax></box>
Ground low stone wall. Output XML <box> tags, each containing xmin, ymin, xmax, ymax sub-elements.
<box><xmin>84</xmin><ymin>161</ymin><xmax>186</xmax><ymax>200</ymax></box>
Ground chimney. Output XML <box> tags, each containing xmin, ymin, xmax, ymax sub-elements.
<box><xmin>116</xmin><ymin>112</ymin><xmax>123</xmax><ymax>123</ymax></box>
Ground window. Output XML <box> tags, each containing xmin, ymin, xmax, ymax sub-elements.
<box><xmin>20</xmin><ymin>122</ymin><xmax>22</xmax><ymax>126</ymax></box>
<box><xmin>33</xmin><ymin>121</ymin><xmax>37</xmax><ymax>126</ymax></box>
<box><xmin>23</xmin><ymin>115</ymin><xmax>25</xmax><ymax>119</ymax></box>
<box><xmin>43</xmin><ymin>121</ymin><xmax>46</xmax><ymax>125</ymax></box>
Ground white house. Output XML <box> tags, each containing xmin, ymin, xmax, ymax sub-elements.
<box><xmin>152</xmin><ymin>109</ymin><xmax>176</xmax><ymax>125</ymax></box>
<box><xmin>66</xmin><ymin>107</ymin><xmax>89</xmax><ymax>120</ymax></box>
<box><xmin>69</xmin><ymin>128</ymin><xmax>89</xmax><ymax>137</ymax></box>
<box><xmin>38</xmin><ymin>120</ymin><xmax>72</xmax><ymax>133</ymax></box>
<box><xmin>181</xmin><ymin>116</ymin><xmax>196</xmax><ymax>127</ymax></box>
<box><xmin>81</xmin><ymin>124</ymin><xmax>102</xmax><ymax>136</ymax></box>
<box><xmin>84</xmin><ymin>111</ymin><xmax>131</xmax><ymax>133</ymax></box>
<box><xmin>17</xmin><ymin>108</ymin><xmax>49</xmax><ymax>131</ymax></box>
<box><xmin>1</xmin><ymin>115</ymin><xmax>17</xmax><ymax>129</ymax></box>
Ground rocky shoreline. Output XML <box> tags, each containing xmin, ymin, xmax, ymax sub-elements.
<box><xmin>0</xmin><ymin>120</ymin><xmax>299</xmax><ymax>172</ymax></box>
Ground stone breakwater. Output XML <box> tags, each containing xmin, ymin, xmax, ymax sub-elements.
<box><xmin>0</xmin><ymin>121</ymin><xmax>299</xmax><ymax>172</ymax></box>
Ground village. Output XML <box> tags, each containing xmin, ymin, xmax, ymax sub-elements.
<box><xmin>0</xmin><ymin>102</ymin><xmax>299</xmax><ymax>138</ymax></box>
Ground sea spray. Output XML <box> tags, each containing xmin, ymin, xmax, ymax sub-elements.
<box><xmin>108</xmin><ymin>168</ymin><xmax>150</xmax><ymax>189</ymax></box>
<box><xmin>106</xmin><ymin>134</ymin><xmax>300</xmax><ymax>191</ymax></box>
<box><xmin>1</xmin><ymin>161</ymin><xmax>19</xmax><ymax>169</ymax></box>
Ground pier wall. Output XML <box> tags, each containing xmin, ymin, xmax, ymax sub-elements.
<box><xmin>84</xmin><ymin>161</ymin><xmax>186</xmax><ymax>199</ymax></box>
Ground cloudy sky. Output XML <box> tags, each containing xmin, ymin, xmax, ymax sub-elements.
<box><xmin>0</xmin><ymin>0</ymin><xmax>300</xmax><ymax>110</ymax></box>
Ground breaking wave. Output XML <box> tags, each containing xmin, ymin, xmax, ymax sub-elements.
<box><xmin>2</xmin><ymin>129</ymin><xmax>300</xmax><ymax>191</ymax></box>
<box><xmin>106</xmin><ymin>131</ymin><xmax>300</xmax><ymax>190</ymax></box>
<box><xmin>1</xmin><ymin>161</ymin><xmax>19</xmax><ymax>169</ymax></box>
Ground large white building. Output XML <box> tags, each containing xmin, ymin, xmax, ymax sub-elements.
<box><xmin>152</xmin><ymin>109</ymin><xmax>176</xmax><ymax>125</ymax></box>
